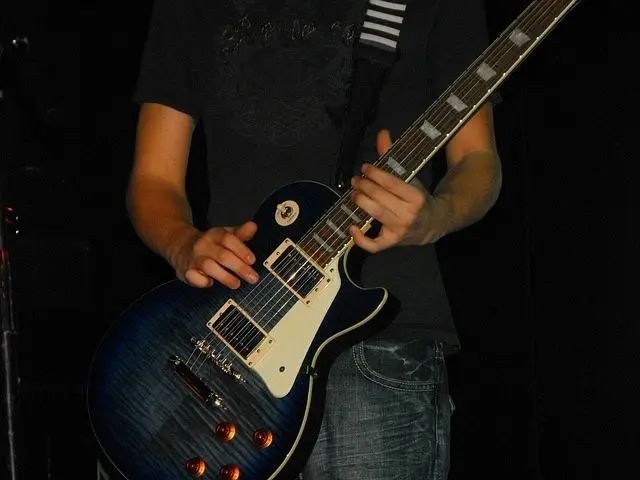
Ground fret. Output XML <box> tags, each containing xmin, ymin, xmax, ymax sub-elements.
<box><xmin>298</xmin><ymin>0</ymin><xmax>580</xmax><ymax>267</ymax></box>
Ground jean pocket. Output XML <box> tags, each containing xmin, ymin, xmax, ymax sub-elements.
<box><xmin>352</xmin><ymin>339</ymin><xmax>445</xmax><ymax>392</ymax></box>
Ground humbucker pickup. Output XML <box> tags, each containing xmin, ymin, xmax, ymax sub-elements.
<box><xmin>263</xmin><ymin>238</ymin><xmax>332</xmax><ymax>305</ymax></box>
<box><xmin>206</xmin><ymin>300</ymin><xmax>273</xmax><ymax>367</ymax></box>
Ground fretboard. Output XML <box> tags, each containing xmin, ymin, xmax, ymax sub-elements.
<box><xmin>298</xmin><ymin>0</ymin><xmax>581</xmax><ymax>266</ymax></box>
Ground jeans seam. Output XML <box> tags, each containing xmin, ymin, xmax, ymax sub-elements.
<box><xmin>352</xmin><ymin>343</ymin><xmax>437</xmax><ymax>392</ymax></box>
<box><xmin>434</xmin><ymin>389</ymin><xmax>452</xmax><ymax>480</ymax></box>
<box><xmin>432</xmin><ymin>382</ymin><xmax>442</xmax><ymax>480</ymax></box>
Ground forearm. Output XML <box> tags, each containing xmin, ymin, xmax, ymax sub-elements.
<box><xmin>430</xmin><ymin>149</ymin><xmax>502</xmax><ymax>241</ymax></box>
<box><xmin>126</xmin><ymin>176</ymin><xmax>199</xmax><ymax>266</ymax></box>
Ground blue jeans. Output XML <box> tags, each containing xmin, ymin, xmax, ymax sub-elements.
<box><xmin>300</xmin><ymin>338</ymin><xmax>454</xmax><ymax>480</ymax></box>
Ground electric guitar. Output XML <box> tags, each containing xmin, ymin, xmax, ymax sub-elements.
<box><xmin>87</xmin><ymin>1</ymin><xmax>582</xmax><ymax>478</ymax></box>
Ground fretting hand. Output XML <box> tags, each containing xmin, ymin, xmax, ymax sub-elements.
<box><xmin>349</xmin><ymin>129</ymin><xmax>448</xmax><ymax>253</ymax></box>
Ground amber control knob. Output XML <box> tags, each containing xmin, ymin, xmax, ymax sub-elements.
<box><xmin>185</xmin><ymin>457</ymin><xmax>207</xmax><ymax>478</ymax></box>
<box><xmin>219</xmin><ymin>463</ymin><xmax>241</xmax><ymax>480</ymax></box>
<box><xmin>215</xmin><ymin>422</ymin><xmax>237</xmax><ymax>441</ymax></box>
<box><xmin>252</xmin><ymin>429</ymin><xmax>274</xmax><ymax>449</ymax></box>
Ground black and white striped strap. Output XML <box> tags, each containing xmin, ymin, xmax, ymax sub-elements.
<box><xmin>359</xmin><ymin>0</ymin><xmax>407</xmax><ymax>52</ymax></box>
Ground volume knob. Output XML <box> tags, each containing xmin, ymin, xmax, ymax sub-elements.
<box><xmin>215</xmin><ymin>422</ymin><xmax>236</xmax><ymax>441</ymax></box>
<box><xmin>253</xmin><ymin>429</ymin><xmax>274</xmax><ymax>449</ymax></box>
<box><xmin>219</xmin><ymin>463</ymin><xmax>241</xmax><ymax>480</ymax></box>
<box><xmin>185</xmin><ymin>457</ymin><xmax>207</xmax><ymax>478</ymax></box>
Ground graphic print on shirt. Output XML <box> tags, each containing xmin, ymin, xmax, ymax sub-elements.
<box><xmin>216</xmin><ymin>0</ymin><xmax>365</xmax><ymax>147</ymax></box>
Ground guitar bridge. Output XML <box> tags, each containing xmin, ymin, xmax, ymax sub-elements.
<box><xmin>190</xmin><ymin>337</ymin><xmax>245</xmax><ymax>383</ymax></box>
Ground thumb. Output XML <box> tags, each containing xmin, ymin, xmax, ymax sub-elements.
<box><xmin>376</xmin><ymin>129</ymin><xmax>392</xmax><ymax>156</ymax></box>
<box><xmin>231</xmin><ymin>220</ymin><xmax>258</xmax><ymax>241</ymax></box>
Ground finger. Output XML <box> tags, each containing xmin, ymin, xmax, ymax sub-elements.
<box><xmin>231</xmin><ymin>221</ymin><xmax>258</xmax><ymax>243</ymax></box>
<box><xmin>350</xmin><ymin>226</ymin><xmax>394</xmax><ymax>254</ymax></box>
<box><xmin>183</xmin><ymin>268</ymin><xmax>213</xmax><ymax>288</ymax></box>
<box><xmin>199</xmin><ymin>257</ymin><xmax>245</xmax><ymax>289</ymax></box>
<box><xmin>362</xmin><ymin>163</ymin><xmax>424</xmax><ymax>207</ymax></box>
<box><xmin>352</xmin><ymin>176</ymin><xmax>406</xmax><ymax>223</ymax></box>
<box><xmin>209</xmin><ymin>247</ymin><xmax>259</xmax><ymax>285</ymax></box>
<box><xmin>376</xmin><ymin>129</ymin><xmax>393</xmax><ymax>156</ymax></box>
<box><xmin>211</xmin><ymin>229</ymin><xmax>256</xmax><ymax>265</ymax></box>
<box><xmin>351</xmin><ymin>186</ymin><xmax>414</xmax><ymax>230</ymax></box>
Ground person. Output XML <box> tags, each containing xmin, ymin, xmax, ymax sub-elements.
<box><xmin>126</xmin><ymin>0</ymin><xmax>502</xmax><ymax>478</ymax></box>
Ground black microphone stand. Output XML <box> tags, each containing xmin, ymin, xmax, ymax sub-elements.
<box><xmin>1</xmin><ymin>29</ymin><xmax>75</xmax><ymax>478</ymax></box>
<box><xmin>0</xmin><ymin>179</ymin><xmax>20</xmax><ymax>480</ymax></box>
<box><xmin>0</xmin><ymin>33</ymin><xmax>30</xmax><ymax>480</ymax></box>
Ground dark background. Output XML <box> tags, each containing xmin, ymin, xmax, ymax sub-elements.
<box><xmin>0</xmin><ymin>0</ymin><xmax>632</xmax><ymax>479</ymax></box>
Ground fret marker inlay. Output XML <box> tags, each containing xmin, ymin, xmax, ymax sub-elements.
<box><xmin>477</xmin><ymin>62</ymin><xmax>497</xmax><ymax>81</ymax></box>
<box><xmin>340</xmin><ymin>204</ymin><xmax>362</xmax><ymax>223</ymax></box>
<box><xmin>313</xmin><ymin>233</ymin><xmax>334</xmax><ymax>253</ymax></box>
<box><xmin>326</xmin><ymin>219</ymin><xmax>347</xmax><ymax>239</ymax></box>
<box><xmin>509</xmin><ymin>28</ymin><xmax>531</xmax><ymax>47</ymax></box>
<box><xmin>446</xmin><ymin>94</ymin><xmax>467</xmax><ymax>112</ymax></box>
<box><xmin>386</xmin><ymin>156</ymin><xmax>406</xmax><ymax>176</ymax></box>
<box><xmin>420</xmin><ymin>120</ymin><xmax>441</xmax><ymax>140</ymax></box>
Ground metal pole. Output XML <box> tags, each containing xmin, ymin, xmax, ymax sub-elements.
<box><xmin>0</xmin><ymin>182</ymin><xmax>20</xmax><ymax>480</ymax></box>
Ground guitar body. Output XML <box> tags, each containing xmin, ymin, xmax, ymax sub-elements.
<box><xmin>88</xmin><ymin>181</ymin><xmax>398</xmax><ymax>479</ymax></box>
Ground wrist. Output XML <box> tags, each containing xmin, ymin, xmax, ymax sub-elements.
<box><xmin>420</xmin><ymin>194</ymin><xmax>453</xmax><ymax>245</ymax></box>
<box><xmin>163</xmin><ymin>224</ymin><xmax>201</xmax><ymax>269</ymax></box>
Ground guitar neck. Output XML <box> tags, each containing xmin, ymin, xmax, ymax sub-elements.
<box><xmin>298</xmin><ymin>0</ymin><xmax>581</xmax><ymax>266</ymax></box>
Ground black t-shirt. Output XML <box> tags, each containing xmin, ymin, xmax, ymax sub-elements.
<box><xmin>133</xmin><ymin>0</ymin><xmax>493</xmax><ymax>352</ymax></box>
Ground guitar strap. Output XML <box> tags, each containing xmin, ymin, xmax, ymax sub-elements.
<box><xmin>333</xmin><ymin>0</ymin><xmax>408</xmax><ymax>193</ymax></box>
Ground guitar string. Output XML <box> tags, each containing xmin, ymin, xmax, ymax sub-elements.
<box><xmin>189</xmin><ymin>0</ymin><xmax>560</xmax><ymax>372</ymax></box>
<box><xmin>206</xmin><ymin>0</ymin><xmax>563</xmax><ymax>364</ymax></box>
<box><xmin>188</xmin><ymin>0</ymin><xmax>559</xmax><ymax>373</ymax></box>
<box><xmin>188</xmin><ymin>0</ymin><xmax>564</xmax><ymax>373</ymax></box>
